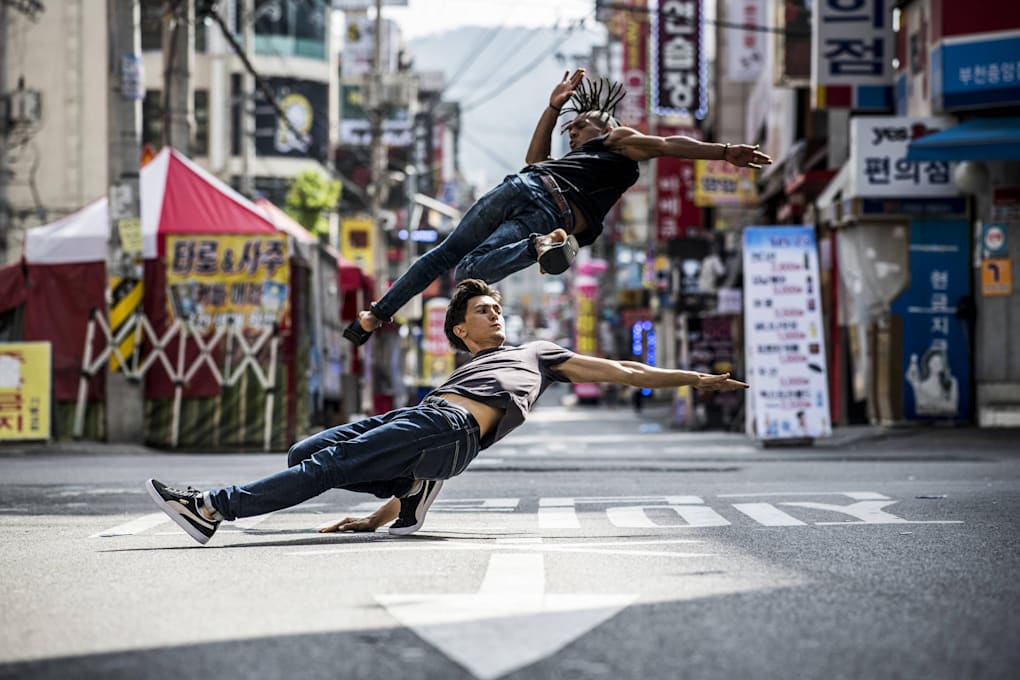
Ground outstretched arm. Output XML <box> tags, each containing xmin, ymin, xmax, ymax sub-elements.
<box><xmin>524</xmin><ymin>69</ymin><xmax>585</xmax><ymax>164</ymax></box>
<box><xmin>606</xmin><ymin>127</ymin><xmax>772</xmax><ymax>168</ymax></box>
<box><xmin>554</xmin><ymin>353</ymin><xmax>749</xmax><ymax>391</ymax></box>
<box><xmin>319</xmin><ymin>496</ymin><xmax>401</xmax><ymax>533</ymax></box>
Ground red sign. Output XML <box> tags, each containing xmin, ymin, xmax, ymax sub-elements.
<box><xmin>620</xmin><ymin>0</ymin><xmax>649</xmax><ymax>132</ymax></box>
<box><xmin>654</xmin><ymin>126</ymin><xmax>701</xmax><ymax>242</ymax></box>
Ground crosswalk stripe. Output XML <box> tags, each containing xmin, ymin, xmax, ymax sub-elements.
<box><xmin>91</xmin><ymin>513</ymin><xmax>169</xmax><ymax>538</ymax></box>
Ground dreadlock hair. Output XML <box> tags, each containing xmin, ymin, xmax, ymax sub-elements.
<box><xmin>445</xmin><ymin>278</ymin><xmax>502</xmax><ymax>352</ymax></box>
<box><xmin>560</xmin><ymin>77</ymin><xmax>627</xmax><ymax>130</ymax></box>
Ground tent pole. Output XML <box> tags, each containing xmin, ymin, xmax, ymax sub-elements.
<box><xmin>73</xmin><ymin>310</ymin><xmax>98</xmax><ymax>439</ymax></box>
<box><xmin>264</xmin><ymin>328</ymin><xmax>279</xmax><ymax>452</ymax></box>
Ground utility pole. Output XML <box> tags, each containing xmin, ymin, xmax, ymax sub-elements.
<box><xmin>368</xmin><ymin>0</ymin><xmax>388</xmax><ymax>283</ymax></box>
<box><xmin>0</xmin><ymin>1</ymin><xmax>9</xmax><ymax>266</ymax></box>
<box><xmin>163</xmin><ymin>0</ymin><xmax>193</xmax><ymax>152</ymax></box>
<box><xmin>239</xmin><ymin>0</ymin><xmax>255</xmax><ymax>196</ymax></box>
<box><xmin>106</xmin><ymin>0</ymin><xmax>145</xmax><ymax>442</ymax></box>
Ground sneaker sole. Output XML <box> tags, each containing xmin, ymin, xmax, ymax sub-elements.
<box><xmin>144</xmin><ymin>479</ymin><xmax>214</xmax><ymax>545</ymax></box>
<box><xmin>538</xmin><ymin>235</ymin><xmax>578</xmax><ymax>275</ymax></box>
<box><xmin>389</xmin><ymin>480</ymin><xmax>444</xmax><ymax>536</ymax></box>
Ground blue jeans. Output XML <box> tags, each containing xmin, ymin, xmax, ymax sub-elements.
<box><xmin>372</xmin><ymin>173</ymin><xmax>563</xmax><ymax>320</ymax></box>
<box><xmin>206</xmin><ymin>397</ymin><xmax>480</xmax><ymax>521</ymax></box>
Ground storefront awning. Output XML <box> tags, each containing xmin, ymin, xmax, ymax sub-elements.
<box><xmin>906</xmin><ymin>117</ymin><xmax>1020</xmax><ymax>162</ymax></box>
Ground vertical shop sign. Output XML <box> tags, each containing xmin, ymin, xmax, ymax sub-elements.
<box><xmin>811</xmin><ymin>0</ymin><xmax>894</xmax><ymax>109</ymax></box>
<box><xmin>743</xmin><ymin>226</ymin><xmax>831</xmax><ymax>440</ymax></box>
<box><xmin>891</xmin><ymin>220</ymin><xmax>971</xmax><ymax>420</ymax></box>
<box><xmin>421</xmin><ymin>298</ymin><xmax>454</xmax><ymax>387</ymax></box>
<box><xmin>655</xmin><ymin>125</ymin><xmax>701</xmax><ymax>240</ymax></box>
<box><xmin>0</xmin><ymin>342</ymin><xmax>51</xmax><ymax>441</ymax></box>
<box><xmin>727</xmin><ymin>0</ymin><xmax>765</xmax><ymax>82</ymax></box>
<box><xmin>621</xmin><ymin>0</ymin><xmax>650</xmax><ymax>131</ymax></box>
<box><xmin>652</xmin><ymin>0</ymin><xmax>708</xmax><ymax>119</ymax></box>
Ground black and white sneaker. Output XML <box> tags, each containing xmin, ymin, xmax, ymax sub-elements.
<box><xmin>389</xmin><ymin>479</ymin><xmax>444</xmax><ymax>536</ymax></box>
<box><xmin>145</xmin><ymin>479</ymin><xmax>220</xmax><ymax>545</ymax></box>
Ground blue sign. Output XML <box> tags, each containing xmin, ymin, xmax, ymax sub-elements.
<box><xmin>891</xmin><ymin>220</ymin><xmax>971</xmax><ymax>421</ymax></box>
<box><xmin>934</xmin><ymin>32</ymin><xmax>1020</xmax><ymax>110</ymax></box>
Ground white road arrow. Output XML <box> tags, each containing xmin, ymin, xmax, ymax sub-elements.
<box><xmin>376</xmin><ymin>553</ymin><xmax>637</xmax><ymax>679</ymax></box>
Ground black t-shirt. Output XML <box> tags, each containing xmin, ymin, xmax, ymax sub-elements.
<box><xmin>427</xmin><ymin>341</ymin><xmax>575</xmax><ymax>448</ymax></box>
<box><xmin>522</xmin><ymin>134</ymin><xmax>640</xmax><ymax>246</ymax></box>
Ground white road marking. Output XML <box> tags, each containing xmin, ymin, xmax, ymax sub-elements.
<box><xmin>376</xmin><ymin>553</ymin><xmax>637</xmax><ymax>680</ymax></box>
<box><xmin>718</xmin><ymin>491</ymin><xmax>891</xmax><ymax>500</ymax></box>
<box><xmin>91</xmin><ymin>513</ymin><xmax>169</xmax><ymax>538</ymax></box>
<box><xmin>538</xmin><ymin>497</ymin><xmax>580</xmax><ymax>528</ymax></box>
<box><xmin>288</xmin><ymin>538</ymin><xmax>716</xmax><ymax>559</ymax></box>
<box><xmin>607</xmin><ymin>504</ymin><xmax>731</xmax><ymax>528</ymax></box>
<box><xmin>233</xmin><ymin>514</ymin><xmax>273</xmax><ymax>530</ymax></box>
<box><xmin>732</xmin><ymin>503</ymin><xmax>807</xmax><ymax>526</ymax></box>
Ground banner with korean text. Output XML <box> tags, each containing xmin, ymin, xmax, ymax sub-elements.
<box><xmin>0</xmin><ymin>342</ymin><xmax>51</xmax><ymax>441</ymax></box>
<box><xmin>655</xmin><ymin>125</ymin><xmax>701</xmax><ymax>240</ymax></box>
<box><xmin>166</xmin><ymin>234</ymin><xmax>289</xmax><ymax>334</ymax></box>
<box><xmin>652</xmin><ymin>0</ymin><xmax>707</xmax><ymax>120</ymax></box>
<box><xmin>811</xmin><ymin>0</ymin><xmax>894</xmax><ymax>109</ymax></box>
<box><xmin>726</xmin><ymin>0</ymin><xmax>765</xmax><ymax>82</ymax></box>
<box><xmin>850</xmin><ymin>116</ymin><xmax>956</xmax><ymax>197</ymax></box>
<box><xmin>743</xmin><ymin>226</ymin><xmax>831</xmax><ymax>441</ymax></box>
<box><xmin>694</xmin><ymin>160</ymin><xmax>758</xmax><ymax>206</ymax></box>
<box><xmin>619</xmin><ymin>0</ymin><xmax>650</xmax><ymax>132</ymax></box>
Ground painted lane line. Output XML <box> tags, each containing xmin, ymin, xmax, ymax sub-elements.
<box><xmin>286</xmin><ymin>538</ymin><xmax>715</xmax><ymax>559</ymax></box>
<box><xmin>731</xmin><ymin>503</ymin><xmax>807</xmax><ymax>526</ymax></box>
<box><xmin>91</xmin><ymin>513</ymin><xmax>170</xmax><ymax>538</ymax></box>
<box><xmin>538</xmin><ymin>497</ymin><xmax>580</xmax><ymax>529</ymax></box>
<box><xmin>607</xmin><ymin>504</ymin><xmax>730</xmax><ymax>528</ymax></box>
<box><xmin>717</xmin><ymin>491</ymin><xmax>891</xmax><ymax>500</ymax></box>
<box><xmin>377</xmin><ymin>553</ymin><xmax>637</xmax><ymax>680</ymax></box>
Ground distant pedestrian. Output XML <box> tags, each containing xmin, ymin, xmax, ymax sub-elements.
<box><xmin>344</xmin><ymin>70</ymin><xmax>771</xmax><ymax>345</ymax></box>
<box><xmin>148</xmin><ymin>279</ymin><xmax>748</xmax><ymax>543</ymax></box>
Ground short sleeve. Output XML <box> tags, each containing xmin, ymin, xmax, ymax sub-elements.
<box><xmin>533</xmin><ymin>341</ymin><xmax>575</xmax><ymax>382</ymax></box>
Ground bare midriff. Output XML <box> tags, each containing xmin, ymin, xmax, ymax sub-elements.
<box><xmin>433</xmin><ymin>393</ymin><xmax>504</xmax><ymax>439</ymax></box>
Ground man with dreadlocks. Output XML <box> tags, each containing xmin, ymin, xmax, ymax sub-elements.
<box><xmin>345</xmin><ymin>68</ymin><xmax>771</xmax><ymax>346</ymax></box>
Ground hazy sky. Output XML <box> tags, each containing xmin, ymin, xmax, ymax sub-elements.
<box><xmin>382</xmin><ymin>0</ymin><xmax>597</xmax><ymax>39</ymax></box>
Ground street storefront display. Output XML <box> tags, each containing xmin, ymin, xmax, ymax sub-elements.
<box><xmin>743</xmin><ymin>226</ymin><xmax>831</xmax><ymax>440</ymax></box>
<box><xmin>694</xmin><ymin>159</ymin><xmax>758</xmax><ymax>206</ymax></box>
<box><xmin>0</xmin><ymin>342</ymin><xmax>51</xmax><ymax>441</ymax></box>
<box><xmin>165</xmin><ymin>234</ymin><xmax>289</xmax><ymax>334</ymax></box>
<box><xmin>891</xmin><ymin>221</ymin><xmax>972</xmax><ymax>421</ymax></box>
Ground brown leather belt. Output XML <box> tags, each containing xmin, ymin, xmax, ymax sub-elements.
<box><xmin>535</xmin><ymin>173</ymin><xmax>575</xmax><ymax>235</ymax></box>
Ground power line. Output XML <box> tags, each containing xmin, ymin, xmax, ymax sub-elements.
<box><xmin>459</xmin><ymin>129</ymin><xmax>520</xmax><ymax>175</ymax></box>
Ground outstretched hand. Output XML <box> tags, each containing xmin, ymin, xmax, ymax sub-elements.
<box><xmin>550</xmin><ymin>68</ymin><xmax>585</xmax><ymax>111</ymax></box>
<box><xmin>692</xmin><ymin>372</ymin><xmax>749</xmax><ymax>392</ymax></box>
<box><xmin>725</xmin><ymin>144</ymin><xmax>772</xmax><ymax>170</ymax></box>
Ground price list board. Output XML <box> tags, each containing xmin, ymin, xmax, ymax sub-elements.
<box><xmin>742</xmin><ymin>226</ymin><xmax>831</xmax><ymax>441</ymax></box>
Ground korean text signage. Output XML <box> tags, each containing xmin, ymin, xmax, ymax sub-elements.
<box><xmin>620</xmin><ymin>0</ymin><xmax>650</xmax><ymax>132</ymax></box>
<box><xmin>0</xmin><ymin>342</ymin><xmax>51</xmax><ymax>441</ymax></box>
<box><xmin>421</xmin><ymin>298</ymin><xmax>454</xmax><ymax>387</ymax></box>
<box><xmin>743</xmin><ymin>226</ymin><xmax>831</xmax><ymax>440</ymax></box>
<box><xmin>811</xmin><ymin>0</ymin><xmax>894</xmax><ymax>109</ymax></box>
<box><xmin>166</xmin><ymin>235</ymin><xmax>289</xmax><ymax>333</ymax></box>
<box><xmin>933</xmin><ymin>31</ymin><xmax>1020</xmax><ymax>111</ymax></box>
<box><xmin>652</xmin><ymin>0</ymin><xmax>708</xmax><ymax>120</ymax></box>
<box><xmin>726</xmin><ymin>0</ymin><xmax>765</xmax><ymax>83</ymax></box>
<box><xmin>850</xmin><ymin>116</ymin><xmax>956</xmax><ymax>197</ymax></box>
<box><xmin>694</xmin><ymin>160</ymin><xmax>758</xmax><ymax>206</ymax></box>
<box><xmin>890</xmin><ymin>221</ymin><xmax>971</xmax><ymax>420</ymax></box>
<box><xmin>655</xmin><ymin>125</ymin><xmax>700</xmax><ymax>240</ymax></box>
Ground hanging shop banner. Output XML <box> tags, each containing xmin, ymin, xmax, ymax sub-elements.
<box><xmin>743</xmin><ymin>226</ymin><xmax>831</xmax><ymax>440</ymax></box>
<box><xmin>651</xmin><ymin>0</ymin><xmax>708</xmax><ymax>120</ymax></box>
<box><xmin>811</xmin><ymin>0</ymin><xmax>894</xmax><ymax>109</ymax></box>
<box><xmin>166</xmin><ymin>234</ymin><xmax>289</xmax><ymax>334</ymax></box>
<box><xmin>340</xmin><ymin>216</ymin><xmax>375</xmax><ymax>272</ymax></box>
<box><xmin>890</xmin><ymin>221</ymin><xmax>971</xmax><ymax>420</ymax></box>
<box><xmin>254</xmin><ymin>78</ymin><xmax>329</xmax><ymax>160</ymax></box>
<box><xmin>694</xmin><ymin>160</ymin><xmax>758</xmax><ymax>206</ymax></box>
<box><xmin>850</xmin><ymin>116</ymin><xmax>956</xmax><ymax>198</ymax></box>
<box><xmin>726</xmin><ymin>0</ymin><xmax>766</xmax><ymax>83</ymax></box>
<box><xmin>655</xmin><ymin>125</ymin><xmax>701</xmax><ymax>240</ymax></box>
<box><xmin>620</xmin><ymin>0</ymin><xmax>650</xmax><ymax>132</ymax></box>
<box><xmin>0</xmin><ymin>342</ymin><xmax>51</xmax><ymax>441</ymax></box>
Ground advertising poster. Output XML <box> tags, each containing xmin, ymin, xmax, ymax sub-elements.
<box><xmin>165</xmin><ymin>234</ymin><xmax>289</xmax><ymax>334</ymax></box>
<box><xmin>254</xmin><ymin>78</ymin><xmax>329</xmax><ymax>161</ymax></box>
<box><xmin>694</xmin><ymin>160</ymin><xmax>758</xmax><ymax>207</ymax></box>
<box><xmin>743</xmin><ymin>226</ymin><xmax>831</xmax><ymax>440</ymax></box>
<box><xmin>891</xmin><ymin>220</ymin><xmax>971</xmax><ymax>420</ymax></box>
<box><xmin>421</xmin><ymin>298</ymin><xmax>454</xmax><ymax>387</ymax></box>
<box><xmin>0</xmin><ymin>342</ymin><xmax>51</xmax><ymax>441</ymax></box>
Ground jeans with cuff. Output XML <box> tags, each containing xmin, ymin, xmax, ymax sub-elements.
<box><xmin>206</xmin><ymin>397</ymin><xmax>480</xmax><ymax>521</ymax></box>
<box><xmin>372</xmin><ymin>173</ymin><xmax>562</xmax><ymax>321</ymax></box>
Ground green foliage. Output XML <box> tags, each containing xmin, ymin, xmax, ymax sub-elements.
<box><xmin>284</xmin><ymin>169</ymin><xmax>342</xmax><ymax>238</ymax></box>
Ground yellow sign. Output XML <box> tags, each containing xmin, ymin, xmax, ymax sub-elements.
<box><xmin>166</xmin><ymin>234</ymin><xmax>289</xmax><ymax>333</ymax></box>
<box><xmin>981</xmin><ymin>258</ymin><xmax>1013</xmax><ymax>296</ymax></box>
<box><xmin>421</xmin><ymin>298</ymin><xmax>454</xmax><ymax>386</ymax></box>
<box><xmin>117</xmin><ymin>218</ymin><xmax>144</xmax><ymax>255</ymax></box>
<box><xmin>341</xmin><ymin>216</ymin><xmax>375</xmax><ymax>272</ymax></box>
<box><xmin>0</xmin><ymin>342</ymin><xmax>51</xmax><ymax>440</ymax></box>
<box><xmin>694</xmin><ymin>160</ymin><xmax>758</xmax><ymax>207</ymax></box>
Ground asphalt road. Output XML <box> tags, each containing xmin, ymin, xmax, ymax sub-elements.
<box><xmin>1</xmin><ymin>398</ymin><xmax>1018</xmax><ymax>680</ymax></box>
